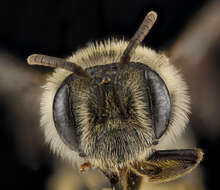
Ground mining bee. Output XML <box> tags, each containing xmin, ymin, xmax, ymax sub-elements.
<box><xmin>27</xmin><ymin>11</ymin><xmax>203</xmax><ymax>190</ymax></box>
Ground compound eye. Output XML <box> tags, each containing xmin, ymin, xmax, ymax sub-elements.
<box><xmin>53</xmin><ymin>84</ymin><xmax>80</xmax><ymax>153</ymax></box>
<box><xmin>145</xmin><ymin>69</ymin><xmax>171</xmax><ymax>139</ymax></box>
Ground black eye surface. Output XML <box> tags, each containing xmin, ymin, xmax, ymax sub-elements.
<box><xmin>53</xmin><ymin>84</ymin><xmax>81</xmax><ymax>153</ymax></box>
<box><xmin>144</xmin><ymin>68</ymin><xmax>171</xmax><ymax>139</ymax></box>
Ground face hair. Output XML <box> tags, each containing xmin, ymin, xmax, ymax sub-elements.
<box><xmin>27</xmin><ymin>54</ymin><xmax>91</xmax><ymax>79</ymax></box>
<box><xmin>40</xmin><ymin>38</ymin><xmax>192</xmax><ymax>168</ymax></box>
<box><xmin>120</xmin><ymin>11</ymin><xmax>157</xmax><ymax>65</ymax></box>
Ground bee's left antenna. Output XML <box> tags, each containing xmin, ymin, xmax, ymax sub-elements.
<box><xmin>27</xmin><ymin>54</ymin><xmax>91</xmax><ymax>79</ymax></box>
<box><xmin>120</xmin><ymin>11</ymin><xmax>157</xmax><ymax>64</ymax></box>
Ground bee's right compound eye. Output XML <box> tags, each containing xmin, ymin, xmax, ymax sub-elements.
<box><xmin>53</xmin><ymin>84</ymin><xmax>81</xmax><ymax>154</ymax></box>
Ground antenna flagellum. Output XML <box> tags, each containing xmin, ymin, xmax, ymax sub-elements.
<box><xmin>120</xmin><ymin>11</ymin><xmax>157</xmax><ymax>64</ymax></box>
<box><xmin>27</xmin><ymin>54</ymin><xmax>91</xmax><ymax>79</ymax></box>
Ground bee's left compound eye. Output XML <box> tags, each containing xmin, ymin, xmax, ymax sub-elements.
<box><xmin>144</xmin><ymin>69</ymin><xmax>171</xmax><ymax>139</ymax></box>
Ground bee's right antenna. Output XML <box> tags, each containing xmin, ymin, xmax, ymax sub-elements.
<box><xmin>27</xmin><ymin>54</ymin><xmax>91</xmax><ymax>79</ymax></box>
<box><xmin>120</xmin><ymin>11</ymin><xmax>157</xmax><ymax>64</ymax></box>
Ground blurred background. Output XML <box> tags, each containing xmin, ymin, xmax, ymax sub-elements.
<box><xmin>0</xmin><ymin>0</ymin><xmax>220</xmax><ymax>189</ymax></box>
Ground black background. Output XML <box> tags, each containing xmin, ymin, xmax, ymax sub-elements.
<box><xmin>1</xmin><ymin>0</ymin><xmax>218</xmax><ymax>190</ymax></box>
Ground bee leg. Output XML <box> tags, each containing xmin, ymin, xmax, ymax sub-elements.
<box><xmin>125</xmin><ymin>170</ymin><xmax>142</xmax><ymax>190</ymax></box>
<box><xmin>112</xmin><ymin>182</ymin><xmax>123</xmax><ymax>190</ymax></box>
<box><xmin>110</xmin><ymin>174</ymin><xmax>123</xmax><ymax>190</ymax></box>
<box><xmin>102</xmin><ymin>169</ymin><xmax>141</xmax><ymax>190</ymax></box>
<box><xmin>100</xmin><ymin>170</ymin><xmax>120</xmax><ymax>189</ymax></box>
<box><xmin>99</xmin><ymin>169</ymin><xmax>122</xmax><ymax>190</ymax></box>
<box><xmin>131</xmin><ymin>148</ymin><xmax>203</xmax><ymax>183</ymax></box>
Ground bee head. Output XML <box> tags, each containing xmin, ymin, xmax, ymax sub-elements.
<box><xmin>27</xmin><ymin>11</ymin><xmax>192</xmax><ymax>172</ymax></box>
<box><xmin>50</xmin><ymin>59</ymin><xmax>171</xmax><ymax>167</ymax></box>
